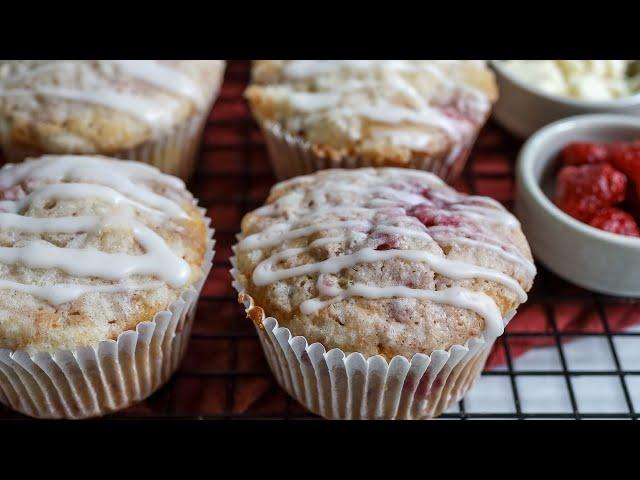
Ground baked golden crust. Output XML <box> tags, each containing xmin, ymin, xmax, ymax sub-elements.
<box><xmin>245</xmin><ymin>61</ymin><xmax>498</xmax><ymax>168</ymax></box>
<box><xmin>0</xmin><ymin>61</ymin><xmax>225</xmax><ymax>155</ymax></box>
<box><xmin>0</xmin><ymin>155</ymin><xmax>208</xmax><ymax>353</ymax></box>
<box><xmin>235</xmin><ymin>168</ymin><xmax>534</xmax><ymax>360</ymax></box>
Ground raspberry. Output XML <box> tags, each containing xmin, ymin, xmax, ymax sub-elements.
<box><xmin>407</xmin><ymin>204</ymin><xmax>460</xmax><ymax>227</ymax></box>
<box><xmin>561</xmin><ymin>142</ymin><xmax>610</xmax><ymax>166</ymax></box>
<box><xmin>555</xmin><ymin>164</ymin><xmax>627</xmax><ymax>222</ymax></box>
<box><xmin>371</xmin><ymin>232</ymin><xmax>402</xmax><ymax>250</ymax></box>
<box><xmin>609</xmin><ymin>140</ymin><xmax>640</xmax><ymax>194</ymax></box>
<box><xmin>588</xmin><ymin>208</ymin><xmax>640</xmax><ymax>237</ymax></box>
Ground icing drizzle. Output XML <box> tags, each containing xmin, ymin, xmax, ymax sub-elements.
<box><xmin>0</xmin><ymin>155</ymin><xmax>193</xmax><ymax>305</ymax></box>
<box><xmin>257</xmin><ymin>61</ymin><xmax>493</xmax><ymax>165</ymax></box>
<box><xmin>239</xmin><ymin>168</ymin><xmax>535</xmax><ymax>339</ymax></box>
<box><xmin>0</xmin><ymin>60</ymin><xmax>214</xmax><ymax>130</ymax></box>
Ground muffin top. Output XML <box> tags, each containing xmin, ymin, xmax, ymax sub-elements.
<box><xmin>235</xmin><ymin>168</ymin><xmax>535</xmax><ymax>360</ymax></box>
<box><xmin>0</xmin><ymin>60</ymin><xmax>225</xmax><ymax>154</ymax></box>
<box><xmin>245</xmin><ymin>61</ymin><xmax>498</xmax><ymax>165</ymax></box>
<box><xmin>0</xmin><ymin>155</ymin><xmax>208</xmax><ymax>353</ymax></box>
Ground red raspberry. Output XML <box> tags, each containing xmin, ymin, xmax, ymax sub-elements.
<box><xmin>371</xmin><ymin>232</ymin><xmax>402</xmax><ymax>251</ymax></box>
<box><xmin>561</xmin><ymin>142</ymin><xmax>610</xmax><ymax>166</ymax></box>
<box><xmin>609</xmin><ymin>140</ymin><xmax>640</xmax><ymax>194</ymax></box>
<box><xmin>588</xmin><ymin>208</ymin><xmax>640</xmax><ymax>237</ymax></box>
<box><xmin>407</xmin><ymin>204</ymin><xmax>460</xmax><ymax>227</ymax></box>
<box><xmin>555</xmin><ymin>164</ymin><xmax>627</xmax><ymax>222</ymax></box>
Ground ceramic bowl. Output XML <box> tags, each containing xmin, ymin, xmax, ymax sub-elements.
<box><xmin>491</xmin><ymin>61</ymin><xmax>640</xmax><ymax>139</ymax></box>
<box><xmin>516</xmin><ymin>114</ymin><xmax>640</xmax><ymax>296</ymax></box>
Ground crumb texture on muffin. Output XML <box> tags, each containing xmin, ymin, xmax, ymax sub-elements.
<box><xmin>0</xmin><ymin>61</ymin><xmax>225</xmax><ymax>154</ymax></box>
<box><xmin>0</xmin><ymin>155</ymin><xmax>207</xmax><ymax>353</ymax></box>
<box><xmin>245</xmin><ymin>60</ymin><xmax>498</xmax><ymax>166</ymax></box>
<box><xmin>236</xmin><ymin>168</ymin><xmax>535</xmax><ymax>359</ymax></box>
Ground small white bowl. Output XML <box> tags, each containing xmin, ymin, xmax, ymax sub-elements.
<box><xmin>491</xmin><ymin>60</ymin><xmax>640</xmax><ymax>139</ymax></box>
<box><xmin>516</xmin><ymin>114</ymin><xmax>640</xmax><ymax>297</ymax></box>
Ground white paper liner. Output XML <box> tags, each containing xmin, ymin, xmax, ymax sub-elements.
<box><xmin>230</xmin><ymin>252</ymin><xmax>511</xmax><ymax>420</ymax></box>
<box><xmin>0</xmin><ymin>208</ymin><xmax>215</xmax><ymax>420</ymax></box>
<box><xmin>260</xmin><ymin>122</ymin><xmax>478</xmax><ymax>184</ymax></box>
<box><xmin>116</xmin><ymin>108</ymin><xmax>211</xmax><ymax>182</ymax></box>
<box><xmin>2</xmin><ymin>110</ymin><xmax>211</xmax><ymax>183</ymax></box>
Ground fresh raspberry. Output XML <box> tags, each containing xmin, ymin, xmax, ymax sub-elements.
<box><xmin>588</xmin><ymin>208</ymin><xmax>640</xmax><ymax>237</ymax></box>
<box><xmin>555</xmin><ymin>164</ymin><xmax>627</xmax><ymax>222</ymax></box>
<box><xmin>609</xmin><ymin>140</ymin><xmax>640</xmax><ymax>194</ymax></box>
<box><xmin>560</xmin><ymin>142</ymin><xmax>610</xmax><ymax>166</ymax></box>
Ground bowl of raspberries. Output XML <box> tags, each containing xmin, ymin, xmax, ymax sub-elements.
<box><xmin>516</xmin><ymin>114</ymin><xmax>640</xmax><ymax>296</ymax></box>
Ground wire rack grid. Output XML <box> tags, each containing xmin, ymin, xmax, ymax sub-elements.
<box><xmin>1</xmin><ymin>60</ymin><xmax>639</xmax><ymax>421</ymax></box>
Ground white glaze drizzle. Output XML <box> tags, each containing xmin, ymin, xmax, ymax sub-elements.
<box><xmin>274</xmin><ymin>61</ymin><xmax>491</xmax><ymax>151</ymax></box>
<box><xmin>282</xmin><ymin>93</ymin><xmax>463</xmax><ymax>139</ymax></box>
<box><xmin>1</xmin><ymin>183</ymin><xmax>166</xmax><ymax>219</ymax></box>
<box><xmin>244</xmin><ymin>169</ymin><xmax>533</xmax><ymax>339</ymax></box>
<box><xmin>0</xmin><ymin>212</ymin><xmax>99</xmax><ymax>233</ymax></box>
<box><xmin>253</xmin><ymin>246</ymin><xmax>527</xmax><ymax>302</ymax></box>
<box><xmin>281</xmin><ymin>60</ymin><xmax>486</xmax><ymax>81</ymax></box>
<box><xmin>109</xmin><ymin>60</ymin><xmax>206</xmax><ymax>108</ymax></box>
<box><xmin>272</xmin><ymin>167</ymin><xmax>446</xmax><ymax>192</ymax></box>
<box><xmin>255</xmin><ymin>184</ymin><xmax>518</xmax><ymax>229</ymax></box>
<box><xmin>0</xmin><ymin>155</ymin><xmax>193</xmax><ymax>305</ymax></box>
<box><xmin>239</xmin><ymin>218</ymin><xmax>534</xmax><ymax>277</ymax></box>
<box><xmin>0</xmin><ymin>60</ymin><xmax>208</xmax><ymax>129</ymax></box>
<box><xmin>300</xmin><ymin>285</ymin><xmax>506</xmax><ymax>338</ymax></box>
<box><xmin>0</xmin><ymin>87</ymin><xmax>180</xmax><ymax>130</ymax></box>
<box><xmin>0</xmin><ymin>156</ymin><xmax>187</xmax><ymax>218</ymax></box>
<box><xmin>0</xmin><ymin>280</ymin><xmax>164</xmax><ymax>306</ymax></box>
<box><xmin>0</xmin><ymin>155</ymin><xmax>185</xmax><ymax>190</ymax></box>
<box><xmin>0</xmin><ymin>229</ymin><xmax>188</xmax><ymax>286</ymax></box>
<box><xmin>431</xmin><ymin>232</ymin><xmax>536</xmax><ymax>277</ymax></box>
<box><xmin>0</xmin><ymin>61</ymin><xmax>77</xmax><ymax>86</ymax></box>
<box><xmin>369</xmin><ymin>128</ymin><xmax>436</xmax><ymax>151</ymax></box>
<box><xmin>355</xmin><ymin>102</ymin><xmax>462</xmax><ymax>139</ymax></box>
<box><xmin>288</xmin><ymin>91</ymin><xmax>341</xmax><ymax>112</ymax></box>
<box><xmin>282</xmin><ymin>60</ymin><xmax>377</xmax><ymax>78</ymax></box>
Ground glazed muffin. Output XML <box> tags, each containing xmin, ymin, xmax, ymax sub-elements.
<box><xmin>245</xmin><ymin>60</ymin><xmax>498</xmax><ymax>182</ymax></box>
<box><xmin>0</xmin><ymin>155</ymin><xmax>214</xmax><ymax>419</ymax></box>
<box><xmin>0</xmin><ymin>60</ymin><xmax>226</xmax><ymax>180</ymax></box>
<box><xmin>232</xmin><ymin>168</ymin><xmax>535</xmax><ymax>419</ymax></box>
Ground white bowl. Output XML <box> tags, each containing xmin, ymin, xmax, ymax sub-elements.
<box><xmin>491</xmin><ymin>61</ymin><xmax>640</xmax><ymax>139</ymax></box>
<box><xmin>516</xmin><ymin>114</ymin><xmax>640</xmax><ymax>296</ymax></box>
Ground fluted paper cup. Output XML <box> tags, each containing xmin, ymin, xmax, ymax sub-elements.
<box><xmin>2</xmin><ymin>110</ymin><xmax>211</xmax><ymax>183</ymax></box>
<box><xmin>116</xmin><ymin>108</ymin><xmax>211</xmax><ymax>182</ymax></box>
<box><xmin>0</xmin><ymin>209</ymin><xmax>215</xmax><ymax>420</ymax></box>
<box><xmin>231</xmin><ymin>253</ymin><xmax>512</xmax><ymax>420</ymax></box>
<box><xmin>259</xmin><ymin>121</ymin><xmax>476</xmax><ymax>184</ymax></box>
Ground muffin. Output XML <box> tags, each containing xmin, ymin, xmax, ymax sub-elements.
<box><xmin>0</xmin><ymin>60</ymin><xmax>226</xmax><ymax>180</ymax></box>
<box><xmin>245</xmin><ymin>60</ymin><xmax>498</xmax><ymax>182</ymax></box>
<box><xmin>232</xmin><ymin>168</ymin><xmax>535</xmax><ymax>419</ymax></box>
<box><xmin>0</xmin><ymin>155</ymin><xmax>214</xmax><ymax>419</ymax></box>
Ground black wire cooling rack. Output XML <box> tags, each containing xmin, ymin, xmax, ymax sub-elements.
<box><xmin>0</xmin><ymin>60</ymin><xmax>638</xmax><ymax>421</ymax></box>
